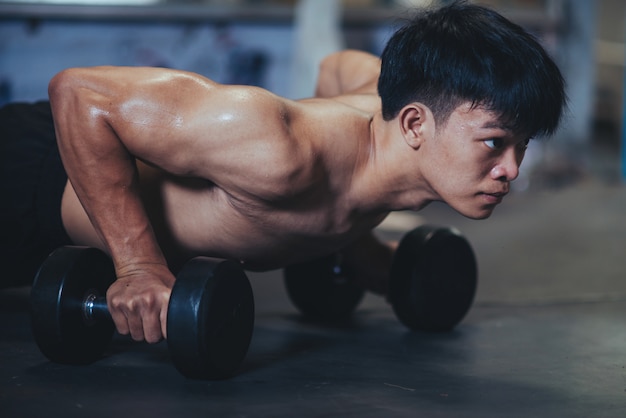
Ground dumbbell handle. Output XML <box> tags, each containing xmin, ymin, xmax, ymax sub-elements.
<box><xmin>82</xmin><ymin>294</ymin><xmax>112</xmax><ymax>323</ymax></box>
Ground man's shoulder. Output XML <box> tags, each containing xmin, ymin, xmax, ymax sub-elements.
<box><xmin>333</xmin><ymin>93</ymin><xmax>380</xmax><ymax>116</ymax></box>
<box><xmin>296</xmin><ymin>92</ymin><xmax>379</xmax><ymax>118</ymax></box>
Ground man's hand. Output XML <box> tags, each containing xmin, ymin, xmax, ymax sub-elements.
<box><xmin>341</xmin><ymin>232</ymin><xmax>396</xmax><ymax>295</ymax></box>
<box><xmin>106</xmin><ymin>263</ymin><xmax>176</xmax><ymax>343</ymax></box>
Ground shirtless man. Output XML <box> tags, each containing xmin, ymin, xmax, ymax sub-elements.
<box><xmin>0</xmin><ymin>2</ymin><xmax>565</xmax><ymax>344</ymax></box>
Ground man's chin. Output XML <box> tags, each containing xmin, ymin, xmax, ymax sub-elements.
<box><xmin>453</xmin><ymin>205</ymin><xmax>496</xmax><ymax>220</ymax></box>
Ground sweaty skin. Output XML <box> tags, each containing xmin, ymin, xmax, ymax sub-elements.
<box><xmin>50</xmin><ymin>50</ymin><xmax>526</xmax><ymax>343</ymax></box>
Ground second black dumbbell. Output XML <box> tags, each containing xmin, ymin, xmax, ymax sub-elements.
<box><xmin>283</xmin><ymin>224</ymin><xmax>477</xmax><ymax>332</ymax></box>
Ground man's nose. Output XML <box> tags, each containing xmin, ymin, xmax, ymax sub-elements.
<box><xmin>490</xmin><ymin>150</ymin><xmax>520</xmax><ymax>182</ymax></box>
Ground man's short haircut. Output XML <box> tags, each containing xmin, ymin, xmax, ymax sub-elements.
<box><xmin>378</xmin><ymin>0</ymin><xmax>566</xmax><ymax>138</ymax></box>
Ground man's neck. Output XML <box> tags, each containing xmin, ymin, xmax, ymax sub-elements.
<box><xmin>351</xmin><ymin>113</ymin><xmax>436</xmax><ymax>213</ymax></box>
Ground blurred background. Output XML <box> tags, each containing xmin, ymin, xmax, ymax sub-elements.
<box><xmin>0</xmin><ymin>0</ymin><xmax>624</xmax><ymax>186</ymax></box>
<box><xmin>1</xmin><ymin>5</ymin><xmax>626</xmax><ymax>412</ymax></box>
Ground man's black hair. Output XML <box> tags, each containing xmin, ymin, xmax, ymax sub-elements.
<box><xmin>378</xmin><ymin>0</ymin><xmax>566</xmax><ymax>138</ymax></box>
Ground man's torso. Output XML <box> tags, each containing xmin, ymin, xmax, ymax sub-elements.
<box><xmin>61</xmin><ymin>95</ymin><xmax>387</xmax><ymax>271</ymax></box>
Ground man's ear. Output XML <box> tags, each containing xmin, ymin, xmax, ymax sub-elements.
<box><xmin>398</xmin><ymin>103</ymin><xmax>434</xmax><ymax>149</ymax></box>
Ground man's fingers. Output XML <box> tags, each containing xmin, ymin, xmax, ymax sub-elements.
<box><xmin>160</xmin><ymin>305</ymin><xmax>169</xmax><ymax>340</ymax></box>
<box><xmin>106</xmin><ymin>273</ymin><xmax>173</xmax><ymax>343</ymax></box>
<box><xmin>108</xmin><ymin>295</ymin><xmax>167</xmax><ymax>343</ymax></box>
<box><xmin>143</xmin><ymin>310</ymin><xmax>164</xmax><ymax>343</ymax></box>
<box><xmin>110</xmin><ymin>310</ymin><xmax>130</xmax><ymax>336</ymax></box>
<box><xmin>126</xmin><ymin>311</ymin><xmax>146</xmax><ymax>342</ymax></box>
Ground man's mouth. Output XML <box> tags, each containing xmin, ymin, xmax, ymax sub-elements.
<box><xmin>481</xmin><ymin>191</ymin><xmax>508</xmax><ymax>204</ymax></box>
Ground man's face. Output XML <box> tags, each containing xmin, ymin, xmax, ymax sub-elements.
<box><xmin>420</xmin><ymin>103</ymin><xmax>529</xmax><ymax>219</ymax></box>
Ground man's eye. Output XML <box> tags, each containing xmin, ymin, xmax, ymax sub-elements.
<box><xmin>484</xmin><ymin>138</ymin><xmax>504</xmax><ymax>149</ymax></box>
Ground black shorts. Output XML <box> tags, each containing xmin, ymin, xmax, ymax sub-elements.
<box><xmin>0</xmin><ymin>101</ymin><xmax>72</xmax><ymax>288</ymax></box>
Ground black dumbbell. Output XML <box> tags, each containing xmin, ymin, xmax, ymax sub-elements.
<box><xmin>283</xmin><ymin>253</ymin><xmax>365</xmax><ymax>321</ymax></box>
<box><xmin>283</xmin><ymin>225</ymin><xmax>477</xmax><ymax>332</ymax></box>
<box><xmin>388</xmin><ymin>225</ymin><xmax>477</xmax><ymax>332</ymax></box>
<box><xmin>30</xmin><ymin>246</ymin><xmax>255</xmax><ymax>380</ymax></box>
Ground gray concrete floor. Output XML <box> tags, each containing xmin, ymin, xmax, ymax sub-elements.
<box><xmin>1</xmin><ymin>131</ymin><xmax>626</xmax><ymax>417</ymax></box>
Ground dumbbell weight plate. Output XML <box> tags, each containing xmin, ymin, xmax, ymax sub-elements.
<box><xmin>30</xmin><ymin>246</ymin><xmax>116</xmax><ymax>364</ymax></box>
<box><xmin>389</xmin><ymin>225</ymin><xmax>477</xmax><ymax>332</ymax></box>
<box><xmin>167</xmin><ymin>257</ymin><xmax>254</xmax><ymax>380</ymax></box>
<box><xmin>283</xmin><ymin>253</ymin><xmax>365</xmax><ymax>321</ymax></box>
